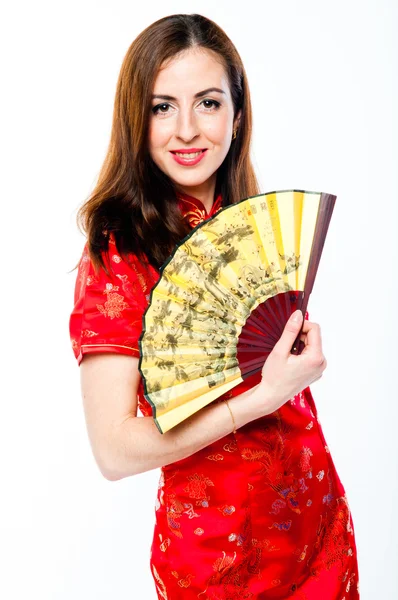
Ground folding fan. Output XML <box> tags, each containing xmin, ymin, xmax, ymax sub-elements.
<box><xmin>138</xmin><ymin>189</ymin><xmax>336</xmax><ymax>434</ymax></box>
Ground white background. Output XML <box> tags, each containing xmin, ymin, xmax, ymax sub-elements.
<box><xmin>1</xmin><ymin>1</ymin><xmax>397</xmax><ymax>598</ymax></box>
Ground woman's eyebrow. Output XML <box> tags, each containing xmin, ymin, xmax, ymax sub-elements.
<box><xmin>151</xmin><ymin>87</ymin><xmax>226</xmax><ymax>101</ymax></box>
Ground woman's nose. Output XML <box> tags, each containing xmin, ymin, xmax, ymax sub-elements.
<box><xmin>175</xmin><ymin>109</ymin><xmax>200</xmax><ymax>141</ymax></box>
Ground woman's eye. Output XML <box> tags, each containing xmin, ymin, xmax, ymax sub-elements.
<box><xmin>201</xmin><ymin>99</ymin><xmax>220</xmax><ymax>110</ymax></box>
<box><xmin>152</xmin><ymin>103</ymin><xmax>170</xmax><ymax>114</ymax></box>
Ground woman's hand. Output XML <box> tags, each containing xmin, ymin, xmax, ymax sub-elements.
<box><xmin>259</xmin><ymin>309</ymin><xmax>327</xmax><ymax>415</ymax></box>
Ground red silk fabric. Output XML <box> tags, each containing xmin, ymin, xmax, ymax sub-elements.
<box><xmin>69</xmin><ymin>191</ymin><xmax>360</xmax><ymax>599</ymax></box>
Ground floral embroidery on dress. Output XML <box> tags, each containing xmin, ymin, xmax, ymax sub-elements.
<box><xmin>96</xmin><ymin>283</ymin><xmax>130</xmax><ymax>319</ymax></box>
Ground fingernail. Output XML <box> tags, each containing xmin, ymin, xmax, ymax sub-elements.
<box><xmin>291</xmin><ymin>310</ymin><xmax>302</xmax><ymax>322</ymax></box>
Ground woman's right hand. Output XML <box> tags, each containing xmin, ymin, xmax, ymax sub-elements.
<box><xmin>259</xmin><ymin>309</ymin><xmax>327</xmax><ymax>415</ymax></box>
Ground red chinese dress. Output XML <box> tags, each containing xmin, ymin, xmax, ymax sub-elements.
<box><xmin>69</xmin><ymin>191</ymin><xmax>360</xmax><ymax>599</ymax></box>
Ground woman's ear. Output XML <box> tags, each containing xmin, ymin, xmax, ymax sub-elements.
<box><xmin>234</xmin><ymin>109</ymin><xmax>242</xmax><ymax>131</ymax></box>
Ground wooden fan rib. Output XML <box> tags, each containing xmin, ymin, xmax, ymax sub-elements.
<box><xmin>301</xmin><ymin>193</ymin><xmax>336</xmax><ymax>298</ymax></box>
<box><xmin>252</xmin><ymin>300</ymin><xmax>283</xmax><ymax>338</ymax></box>
<box><xmin>238</xmin><ymin>329</ymin><xmax>279</xmax><ymax>347</ymax></box>
<box><xmin>237</xmin><ymin>335</ymin><xmax>276</xmax><ymax>349</ymax></box>
<box><xmin>238</xmin><ymin>319</ymin><xmax>280</xmax><ymax>346</ymax></box>
<box><xmin>239</xmin><ymin>356</ymin><xmax>268</xmax><ymax>372</ymax></box>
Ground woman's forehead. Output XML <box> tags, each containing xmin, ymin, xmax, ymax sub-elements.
<box><xmin>154</xmin><ymin>48</ymin><xmax>227</xmax><ymax>91</ymax></box>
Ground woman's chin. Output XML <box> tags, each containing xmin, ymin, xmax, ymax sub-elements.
<box><xmin>169</xmin><ymin>173</ymin><xmax>214</xmax><ymax>190</ymax></box>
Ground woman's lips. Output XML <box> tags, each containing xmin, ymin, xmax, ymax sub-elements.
<box><xmin>170</xmin><ymin>149</ymin><xmax>207</xmax><ymax>166</ymax></box>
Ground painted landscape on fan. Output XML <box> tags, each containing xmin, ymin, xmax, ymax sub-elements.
<box><xmin>138</xmin><ymin>189</ymin><xmax>336</xmax><ymax>433</ymax></box>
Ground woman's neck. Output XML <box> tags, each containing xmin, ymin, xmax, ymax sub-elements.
<box><xmin>175</xmin><ymin>180</ymin><xmax>216</xmax><ymax>214</ymax></box>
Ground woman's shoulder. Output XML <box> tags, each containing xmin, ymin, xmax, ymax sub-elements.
<box><xmin>69</xmin><ymin>233</ymin><xmax>160</xmax><ymax>365</ymax></box>
<box><xmin>78</xmin><ymin>232</ymin><xmax>159</xmax><ymax>301</ymax></box>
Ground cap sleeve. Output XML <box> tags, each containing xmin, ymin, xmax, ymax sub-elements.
<box><xmin>69</xmin><ymin>236</ymin><xmax>159</xmax><ymax>366</ymax></box>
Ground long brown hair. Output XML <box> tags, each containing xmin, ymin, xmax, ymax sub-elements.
<box><xmin>75</xmin><ymin>13</ymin><xmax>260</xmax><ymax>276</ymax></box>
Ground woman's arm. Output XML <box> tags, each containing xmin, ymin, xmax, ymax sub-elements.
<box><xmin>79</xmin><ymin>313</ymin><xmax>326</xmax><ymax>480</ymax></box>
<box><xmin>79</xmin><ymin>353</ymin><xmax>266</xmax><ymax>480</ymax></box>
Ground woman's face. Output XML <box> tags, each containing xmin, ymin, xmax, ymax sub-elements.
<box><xmin>148</xmin><ymin>48</ymin><xmax>241</xmax><ymax>201</ymax></box>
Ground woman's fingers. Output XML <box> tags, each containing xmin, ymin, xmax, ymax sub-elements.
<box><xmin>298</xmin><ymin>320</ymin><xmax>323</xmax><ymax>355</ymax></box>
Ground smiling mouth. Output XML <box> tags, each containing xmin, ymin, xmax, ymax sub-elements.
<box><xmin>171</xmin><ymin>150</ymin><xmax>207</xmax><ymax>158</ymax></box>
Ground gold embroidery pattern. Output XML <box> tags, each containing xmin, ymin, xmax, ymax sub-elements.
<box><xmin>223</xmin><ymin>440</ymin><xmax>238</xmax><ymax>453</ymax></box>
<box><xmin>206</xmin><ymin>453</ymin><xmax>224</xmax><ymax>461</ymax></box>
<box><xmin>183</xmin><ymin>473</ymin><xmax>214</xmax><ymax>507</ymax></box>
<box><xmin>183</xmin><ymin>207</ymin><xmax>207</xmax><ymax>228</ymax></box>
<box><xmin>198</xmin><ymin>508</ymin><xmax>261</xmax><ymax>599</ymax></box>
<box><xmin>177</xmin><ymin>193</ymin><xmax>222</xmax><ymax>229</ymax></box>
<box><xmin>166</xmin><ymin>493</ymin><xmax>185</xmax><ymax>539</ymax></box>
<box><xmin>81</xmin><ymin>329</ymin><xmax>98</xmax><ymax>338</ymax></box>
<box><xmin>96</xmin><ymin>283</ymin><xmax>130</xmax><ymax>319</ymax></box>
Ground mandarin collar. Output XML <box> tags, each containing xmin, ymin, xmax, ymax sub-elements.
<box><xmin>176</xmin><ymin>190</ymin><xmax>222</xmax><ymax>228</ymax></box>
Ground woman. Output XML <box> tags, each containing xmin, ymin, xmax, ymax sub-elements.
<box><xmin>69</xmin><ymin>13</ymin><xmax>360</xmax><ymax>599</ymax></box>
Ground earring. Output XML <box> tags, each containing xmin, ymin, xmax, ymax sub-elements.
<box><xmin>232</xmin><ymin>128</ymin><xmax>237</xmax><ymax>140</ymax></box>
